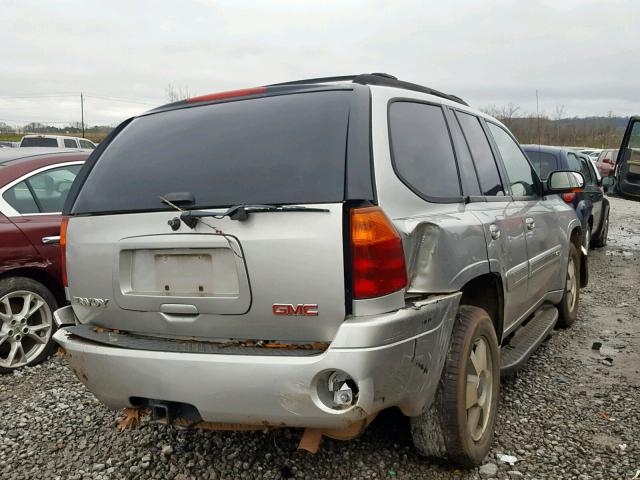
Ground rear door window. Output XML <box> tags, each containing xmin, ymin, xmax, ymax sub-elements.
<box><xmin>388</xmin><ymin>101</ymin><xmax>461</xmax><ymax>199</ymax></box>
<box><xmin>63</xmin><ymin>139</ymin><xmax>78</xmax><ymax>148</ymax></box>
<box><xmin>524</xmin><ymin>150</ymin><xmax>558</xmax><ymax>180</ymax></box>
<box><xmin>72</xmin><ymin>91</ymin><xmax>352</xmax><ymax>214</ymax></box>
<box><xmin>455</xmin><ymin>112</ymin><xmax>504</xmax><ymax>196</ymax></box>
<box><xmin>487</xmin><ymin>123</ymin><xmax>538</xmax><ymax>197</ymax></box>
<box><xmin>566</xmin><ymin>152</ymin><xmax>582</xmax><ymax>172</ymax></box>
<box><xmin>578</xmin><ymin>156</ymin><xmax>594</xmax><ymax>184</ymax></box>
<box><xmin>28</xmin><ymin>164</ymin><xmax>83</xmax><ymax>212</ymax></box>
<box><xmin>2</xmin><ymin>181</ymin><xmax>39</xmax><ymax>214</ymax></box>
<box><xmin>2</xmin><ymin>165</ymin><xmax>82</xmax><ymax>214</ymax></box>
<box><xmin>446</xmin><ymin>110</ymin><xmax>481</xmax><ymax>196</ymax></box>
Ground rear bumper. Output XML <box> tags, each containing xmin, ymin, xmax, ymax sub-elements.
<box><xmin>54</xmin><ymin>293</ymin><xmax>460</xmax><ymax>430</ymax></box>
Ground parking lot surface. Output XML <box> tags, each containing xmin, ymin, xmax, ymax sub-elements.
<box><xmin>1</xmin><ymin>196</ymin><xmax>638</xmax><ymax>480</ymax></box>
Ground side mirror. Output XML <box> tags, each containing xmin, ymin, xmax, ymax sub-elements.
<box><xmin>546</xmin><ymin>170</ymin><xmax>585</xmax><ymax>194</ymax></box>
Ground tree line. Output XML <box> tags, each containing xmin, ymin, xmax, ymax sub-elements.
<box><xmin>481</xmin><ymin>104</ymin><xmax>627</xmax><ymax>148</ymax></box>
<box><xmin>1</xmin><ymin>103</ymin><xmax>630</xmax><ymax>149</ymax></box>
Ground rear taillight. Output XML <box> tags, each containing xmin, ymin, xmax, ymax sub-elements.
<box><xmin>603</xmin><ymin>158</ymin><xmax>614</xmax><ymax>165</ymax></box>
<box><xmin>561</xmin><ymin>192</ymin><xmax>576</xmax><ymax>203</ymax></box>
<box><xmin>60</xmin><ymin>217</ymin><xmax>69</xmax><ymax>287</ymax></box>
<box><xmin>350</xmin><ymin>207</ymin><xmax>408</xmax><ymax>299</ymax></box>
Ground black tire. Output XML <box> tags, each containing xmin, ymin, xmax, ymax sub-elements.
<box><xmin>411</xmin><ymin>306</ymin><xmax>500</xmax><ymax>467</ymax></box>
<box><xmin>0</xmin><ymin>277</ymin><xmax>58</xmax><ymax>374</ymax></box>
<box><xmin>557</xmin><ymin>244</ymin><xmax>580</xmax><ymax>328</ymax></box>
<box><xmin>591</xmin><ymin>208</ymin><xmax>609</xmax><ymax>248</ymax></box>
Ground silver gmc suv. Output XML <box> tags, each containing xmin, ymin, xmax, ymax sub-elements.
<box><xmin>54</xmin><ymin>73</ymin><xmax>587</xmax><ymax>466</ymax></box>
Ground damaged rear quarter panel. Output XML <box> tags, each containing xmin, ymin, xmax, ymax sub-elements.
<box><xmin>370</xmin><ymin>88</ymin><xmax>491</xmax><ymax>295</ymax></box>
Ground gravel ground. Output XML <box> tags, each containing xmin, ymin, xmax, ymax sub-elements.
<box><xmin>1</xmin><ymin>196</ymin><xmax>639</xmax><ymax>480</ymax></box>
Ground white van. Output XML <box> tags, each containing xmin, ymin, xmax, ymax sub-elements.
<box><xmin>19</xmin><ymin>134</ymin><xmax>96</xmax><ymax>149</ymax></box>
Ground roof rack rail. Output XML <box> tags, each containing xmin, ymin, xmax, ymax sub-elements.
<box><xmin>266</xmin><ymin>72</ymin><xmax>468</xmax><ymax>106</ymax></box>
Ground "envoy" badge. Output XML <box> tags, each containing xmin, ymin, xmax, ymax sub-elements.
<box><xmin>72</xmin><ymin>296</ymin><xmax>110</xmax><ymax>308</ymax></box>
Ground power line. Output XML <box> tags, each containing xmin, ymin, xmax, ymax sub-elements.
<box><xmin>0</xmin><ymin>92</ymin><xmax>161</xmax><ymax>106</ymax></box>
<box><xmin>0</xmin><ymin>93</ymin><xmax>78</xmax><ymax>99</ymax></box>
<box><xmin>0</xmin><ymin>118</ymin><xmax>88</xmax><ymax>124</ymax></box>
<box><xmin>83</xmin><ymin>94</ymin><xmax>158</xmax><ymax>106</ymax></box>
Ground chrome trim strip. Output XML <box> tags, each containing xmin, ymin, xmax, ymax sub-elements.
<box><xmin>529</xmin><ymin>244</ymin><xmax>563</xmax><ymax>277</ymax></box>
<box><xmin>506</xmin><ymin>261</ymin><xmax>528</xmax><ymax>291</ymax></box>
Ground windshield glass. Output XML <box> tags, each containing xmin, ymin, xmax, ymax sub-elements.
<box><xmin>72</xmin><ymin>91</ymin><xmax>351</xmax><ymax>214</ymax></box>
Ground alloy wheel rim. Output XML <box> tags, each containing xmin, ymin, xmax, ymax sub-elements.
<box><xmin>466</xmin><ymin>336</ymin><xmax>493</xmax><ymax>442</ymax></box>
<box><xmin>566</xmin><ymin>257</ymin><xmax>577</xmax><ymax>311</ymax></box>
<box><xmin>0</xmin><ymin>291</ymin><xmax>52</xmax><ymax>369</ymax></box>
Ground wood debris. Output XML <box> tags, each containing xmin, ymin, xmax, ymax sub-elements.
<box><xmin>117</xmin><ymin>407</ymin><xmax>149</xmax><ymax>431</ymax></box>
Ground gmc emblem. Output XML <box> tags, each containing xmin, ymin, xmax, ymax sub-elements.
<box><xmin>272</xmin><ymin>304</ymin><xmax>319</xmax><ymax>316</ymax></box>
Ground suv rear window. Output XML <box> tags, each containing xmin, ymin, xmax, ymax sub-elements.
<box><xmin>21</xmin><ymin>137</ymin><xmax>58</xmax><ymax>147</ymax></box>
<box><xmin>72</xmin><ymin>91</ymin><xmax>351</xmax><ymax>214</ymax></box>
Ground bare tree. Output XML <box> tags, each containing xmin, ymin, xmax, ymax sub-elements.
<box><xmin>166</xmin><ymin>84</ymin><xmax>191</xmax><ymax>102</ymax></box>
<box><xmin>480</xmin><ymin>103</ymin><xmax>520</xmax><ymax>129</ymax></box>
<box><xmin>553</xmin><ymin>105</ymin><xmax>565</xmax><ymax>143</ymax></box>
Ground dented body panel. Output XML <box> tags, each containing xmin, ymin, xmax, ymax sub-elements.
<box><xmin>55</xmin><ymin>293</ymin><xmax>461</xmax><ymax>428</ymax></box>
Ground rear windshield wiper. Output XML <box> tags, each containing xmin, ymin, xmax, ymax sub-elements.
<box><xmin>180</xmin><ymin>204</ymin><xmax>330</xmax><ymax>227</ymax></box>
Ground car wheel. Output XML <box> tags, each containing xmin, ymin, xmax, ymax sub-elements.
<box><xmin>557</xmin><ymin>244</ymin><xmax>580</xmax><ymax>328</ymax></box>
<box><xmin>0</xmin><ymin>277</ymin><xmax>58</xmax><ymax>374</ymax></box>
<box><xmin>591</xmin><ymin>209</ymin><xmax>609</xmax><ymax>248</ymax></box>
<box><xmin>411</xmin><ymin>306</ymin><xmax>500</xmax><ymax>467</ymax></box>
<box><xmin>584</xmin><ymin>225</ymin><xmax>591</xmax><ymax>251</ymax></box>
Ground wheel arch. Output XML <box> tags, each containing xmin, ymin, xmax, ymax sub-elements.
<box><xmin>569</xmin><ymin>226</ymin><xmax>588</xmax><ymax>288</ymax></box>
<box><xmin>458</xmin><ymin>273</ymin><xmax>504</xmax><ymax>343</ymax></box>
<box><xmin>0</xmin><ymin>267</ymin><xmax>65</xmax><ymax>307</ymax></box>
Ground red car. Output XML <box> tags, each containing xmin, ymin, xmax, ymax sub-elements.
<box><xmin>595</xmin><ymin>148</ymin><xmax>618</xmax><ymax>178</ymax></box>
<box><xmin>0</xmin><ymin>148</ymin><xmax>88</xmax><ymax>372</ymax></box>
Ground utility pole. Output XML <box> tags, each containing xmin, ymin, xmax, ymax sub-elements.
<box><xmin>80</xmin><ymin>92</ymin><xmax>85</xmax><ymax>138</ymax></box>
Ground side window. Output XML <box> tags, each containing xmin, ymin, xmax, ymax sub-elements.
<box><xmin>487</xmin><ymin>123</ymin><xmax>537</xmax><ymax>197</ymax></box>
<box><xmin>26</xmin><ymin>164</ymin><xmax>83</xmax><ymax>213</ymax></box>
<box><xmin>388</xmin><ymin>101</ymin><xmax>461</xmax><ymax>199</ymax></box>
<box><xmin>447</xmin><ymin>111</ymin><xmax>481</xmax><ymax>196</ymax></box>
<box><xmin>578</xmin><ymin>157</ymin><xmax>593</xmax><ymax>184</ymax></box>
<box><xmin>524</xmin><ymin>150</ymin><xmax>558</xmax><ymax>180</ymax></box>
<box><xmin>63</xmin><ymin>138</ymin><xmax>77</xmax><ymax>148</ymax></box>
<box><xmin>455</xmin><ymin>111</ymin><xmax>504</xmax><ymax>196</ymax></box>
<box><xmin>79</xmin><ymin>140</ymin><xmax>95</xmax><ymax>149</ymax></box>
<box><xmin>2</xmin><ymin>181</ymin><xmax>39</xmax><ymax>214</ymax></box>
<box><xmin>11</xmin><ymin>165</ymin><xmax>81</xmax><ymax>215</ymax></box>
<box><xmin>566</xmin><ymin>152</ymin><xmax>582</xmax><ymax>172</ymax></box>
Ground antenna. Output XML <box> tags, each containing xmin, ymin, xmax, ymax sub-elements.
<box><xmin>80</xmin><ymin>92</ymin><xmax>85</xmax><ymax>138</ymax></box>
<box><xmin>536</xmin><ymin>89</ymin><xmax>541</xmax><ymax>148</ymax></box>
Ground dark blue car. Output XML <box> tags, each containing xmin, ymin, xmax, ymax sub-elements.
<box><xmin>523</xmin><ymin>145</ymin><xmax>610</xmax><ymax>249</ymax></box>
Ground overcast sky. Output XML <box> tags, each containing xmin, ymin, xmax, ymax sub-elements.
<box><xmin>1</xmin><ymin>0</ymin><xmax>639</xmax><ymax>127</ymax></box>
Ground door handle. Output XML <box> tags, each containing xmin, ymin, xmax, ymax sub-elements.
<box><xmin>41</xmin><ymin>236</ymin><xmax>60</xmax><ymax>245</ymax></box>
<box><xmin>525</xmin><ymin>218</ymin><xmax>535</xmax><ymax>230</ymax></box>
<box><xmin>489</xmin><ymin>224</ymin><xmax>501</xmax><ymax>240</ymax></box>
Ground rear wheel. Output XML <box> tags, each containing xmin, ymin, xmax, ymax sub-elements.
<box><xmin>557</xmin><ymin>244</ymin><xmax>580</xmax><ymax>328</ymax></box>
<box><xmin>0</xmin><ymin>277</ymin><xmax>58</xmax><ymax>374</ymax></box>
<box><xmin>584</xmin><ymin>224</ymin><xmax>591</xmax><ymax>251</ymax></box>
<box><xmin>591</xmin><ymin>209</ymin><xmax>609</xmax><ymax>248</ymax></box>
<box><xmin>411</xmin><ymin>306</ymin><xmax>499</xmax><ymax>467</ymax></box>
